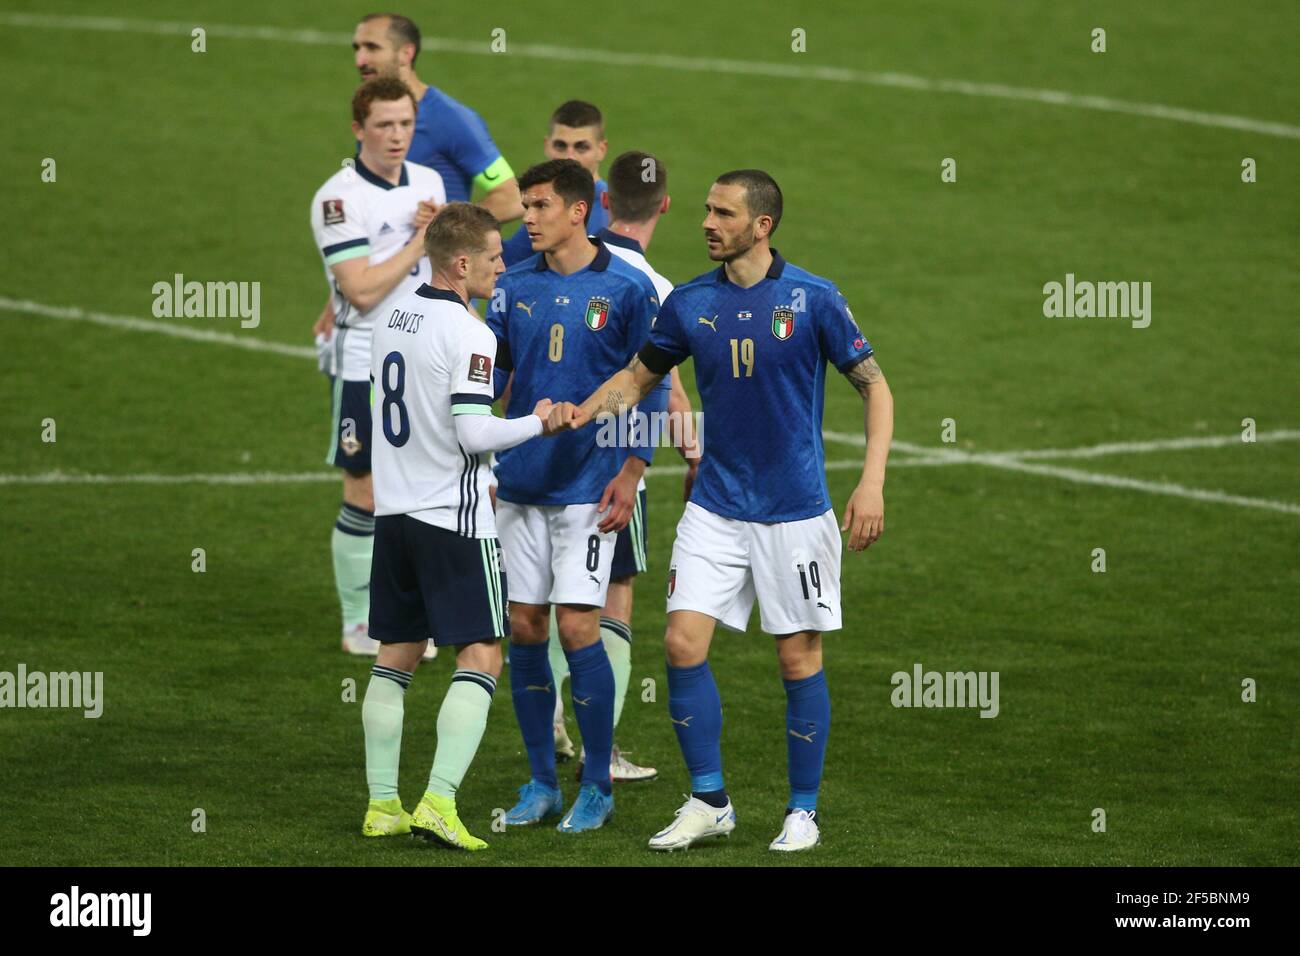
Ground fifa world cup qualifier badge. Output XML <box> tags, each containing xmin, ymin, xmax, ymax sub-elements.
<box><xmin>667</xmin><ymin>565</ymin><xmax>677</xmax><ymax>597</ymax></box>
<box><xmin>584</xmin><ymin>296</ymin><xmax>611</xmax><ymax>331</ymax></box>
<box><xmin>772</xmin><ymin>307</ymin><xmax>795</xmax><ymax>340</ymax></box>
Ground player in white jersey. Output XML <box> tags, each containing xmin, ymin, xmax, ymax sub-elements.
<box><xmin>360</xmin><ymin>202</ymin><xmax>562</xmax><ymax>850</ymax></box>
<box><xmin>309</xmin><ymin>77</ymin><xmax>446</xmax><ymax>658</ymax></box>
<box><xmin>550</xmin><ymin>150</ymin><xmax>701</xmax><ymax>783</ymax></box>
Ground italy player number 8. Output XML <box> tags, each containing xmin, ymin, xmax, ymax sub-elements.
<box><xmin>380</xmin><ymin>350</ymin><xmax>411</xmax><ymax>447</ymax></box>
<box><xmin>549</xmin><ymin>323</ymin><xmax>564</xmax><ymax>362</ymax></box>
<box><xmin>585</xmin><ymin>534</ymin><xmax>600</xmax><ymax>572</ymax></box>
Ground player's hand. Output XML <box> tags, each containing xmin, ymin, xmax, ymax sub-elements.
<box><xmin>545</xmin><ymin>401</ymin><xmax>573</xmax><ymax>433</ymax></box>
<box><xmin>312</xmin><ymin>302</ymin><xmax>334</xmax><ymax>337</ymax></box>
<box><xmin>597</xmin><ymin>469</ymin><xmax>638</xmax><ymax>533</ymax></box>
<box><xmin>682</xmin><ymin>457</ymin><xmax>699</xmax><ymax>503</ymax></box>
<box><xmin>842</xmin><ymin>481</ymin><xmax>884</xmax><ymax>551</ymax></box>
<box><xmin>534</xmin><ymin>398</ymin><xmax>558</xmax><ymax>435</ymax></box>
<box><xmin>412</xmin><ymin>199</ymin><xmax>441</xmax><ymax>232</ymax></box>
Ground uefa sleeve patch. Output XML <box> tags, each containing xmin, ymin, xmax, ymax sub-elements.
<box><xmin>322</xmin><ymin>199</ymin><xmax>345</xmax><ymax>225</ymax></box>
<box><xmin>468</xmin><ymin>353</ymin><xmax>492</xmax><ymax>384</ymax></box>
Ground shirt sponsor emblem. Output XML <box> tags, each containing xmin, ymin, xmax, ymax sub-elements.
<box><xmin>737</xmin><ymin>311</ymin><xmax>752</xmax><ymax>321</ymax></box>
<box><xmin>322</xmin><ymin>199</ymin><xmax>345</xmax><ymax>225</ymax></box>
<box><xmin>772</xmin><ymin>307</ymin><xmax>795</xmax><ymax>340</ymax></box>
<box><xmin>468</xmin><ymin>353</ymin><xmax>492</xmax><ymax>384</ymax></box>
<box><xmin>585</xmin><ymin>296</ymin><xmax>611</xmax><ymax>331</ymax></box>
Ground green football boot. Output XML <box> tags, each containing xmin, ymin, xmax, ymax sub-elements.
<box><xmin>411</xmin><ymin>792</ymin><xmax>488</xmax><ymax>851</ymax></box>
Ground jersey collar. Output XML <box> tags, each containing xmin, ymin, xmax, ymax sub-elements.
<box><xmin>714</xmin><ymin>247</ymin><xmax>786</xmax><ymax>285</ymax></box>
<box><xmin>414</xmin><ymin>284</ymin><xmax>466</xmax><ymax>306</ymax></box>
<box><xmin>595</xmin><ymin>228</ymin><xmax>643</xmax><ymax>255</ymax></box>
<box><xmin>355</xmin><ymin>156</ymin><xmax>409</xmax><ymax>191</ymax></box>
<box><xmin>534</xmin><ymin>236</ymin><xmax>612</xmax><ymax>272</ymax></box>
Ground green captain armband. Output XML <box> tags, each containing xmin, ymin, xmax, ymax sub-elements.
<box><xmin>472</xmin><ymin>156</ymin><xmax>514</xmax><ymax>197</ymax></box>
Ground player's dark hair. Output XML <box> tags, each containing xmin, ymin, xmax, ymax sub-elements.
<box><xmin>360</xmin><ymin>13</ymin><xmax>422</xmax><ymax>67</ymax></box>
<box><xmin>607</xmin><ymin>151</ymin><xmax>668</xmax><ymax>224</ymax></box>
<box><xmin>550</xmin><ymin>100</ymin><xmax>604</xmax><ymax>136</ymax></box>
<box><xmin>715</xmin><ymin>168</ymin><xmax>783</xmax><ymax>235</ymax></box>
<box><xmin>351</xmin><ymin>76</ymin><xmax>418</xmax><ymax>125</ymax></box>
<box><xmin>423</xmin><ymin>202</ymin><xmax>499</xmax><ymax>267</ymax></box>
<box><xmin>518</xmin><ymin>159</ymin><xmax>595</xmax><ymax>225</ymax></box>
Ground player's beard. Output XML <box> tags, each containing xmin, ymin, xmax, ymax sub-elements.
<box><xmin>710</xmin><ymin>229</ymin><xmax>756</xmax><ymax>263</ymax></box>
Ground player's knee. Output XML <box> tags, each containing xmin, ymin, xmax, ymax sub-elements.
<box><xmin>343</xmin><ymin>470</ymin><xmax>374</xmax><ymax>512</ymax></box>
<box><xmin>456</xmin><ymin>639</ymin><xmax>503</xmax><ymax>678</ymax></box>
<box><xmin>664</xmin><ymin>626</ymin><xmax>706</xmax><ymax>668</ymax></box>
<box><xmin>509</xmin><ymin>605</ymin><xmax>549</xmax><ymax>645</ymax></box>
<box><xmin>556</xmin><ymin>608</ymin><xmax>599</xmax><ymax>651</ymax></box>
<box><xmin>775</xmin><ymin>633</ymin><xmax>823</xmax><ymax>680</ymax></box>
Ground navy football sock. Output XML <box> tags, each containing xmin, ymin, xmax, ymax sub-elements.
<box><xmin>667</xmin><ymin>661</ymin><xmax>725</xmax><ymax>799</ymax></box>
<box><xmin>508</xmin><ymin>641</ymin><xmax>558</xmax><ymax>789</ymax></box>
<box><xmin>566</xmin><ymin>641</ymin><xmax>615</xmax><ymax>795</ymax></box>
<box><xmin>784</xmin><ymin>670</ymin><xmax>830</xmax><ymax>812</ymax></box>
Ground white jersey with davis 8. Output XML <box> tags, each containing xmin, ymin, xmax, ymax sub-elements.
<box><xmin>369</xmin><ymin>284</ymin><xmax>501</xmax><ymax>537</ymax></box>
<box><xmin>310</xmin><ymin>158</ymin><xmax>447</xmax><ymax>380</ymax></box>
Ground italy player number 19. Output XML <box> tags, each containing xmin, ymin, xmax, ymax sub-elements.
<box><xmin>380</xmin><ymin>350</ymin><xmax>411</xmax><ymax>447</ymax></box>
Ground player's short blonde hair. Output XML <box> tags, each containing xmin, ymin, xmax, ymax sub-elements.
<box><xmin>423</xmin><ymin>202</ymin><xmax>499</xmax><ymax>267</ymax></box>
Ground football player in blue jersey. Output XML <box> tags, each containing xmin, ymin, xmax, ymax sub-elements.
<box><xmin>550</xmin><ymin>169</ymin><xmax>895</xmax><ymax>852</ymax></box>
<box><xmin>487</xmin><ymin>159</ymin><xmax>668</xmax><ymax>832</ymax></box>
<box><xmin>501</xmin><ymin>100</ymin><xmax>610</xmax><ymax>268</ymax></box>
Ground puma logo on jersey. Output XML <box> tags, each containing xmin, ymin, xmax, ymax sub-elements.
<box><xmin>516</xmin><ymin>300</ymin><xmax>536</xmax><ymax>317</ymax></box>
<box><xmin>526</xmin><ymin>682</ymin><xmax>553</xmax><ymax>693</ymax></box>
<box><xmin>817</xmin><ymin>601</ymin><xmax>831</xmax><ymax>611</ymax></box>
<box><xmin>671</xmin><ymin>715</ymin><xmax>693</xmax><ymax>727</ymax></box>
<box><xmin>588</xmin><ymin>574</ymin><xmax>602</xmax><ymax>586</ymax></box>
<box><xmin>573</xmin><ymin>696</ymin><xmax>592</xmax><ymax>707</ymax></box>
<box><xmin>697</xmin><ymin>315</ymin><xmax>718</xmax><ymax>331</ymax></box>
<box><xmin>788</xmin><ymin>728</ymin><xmax>817</xmax><ymax>743</ymax></box>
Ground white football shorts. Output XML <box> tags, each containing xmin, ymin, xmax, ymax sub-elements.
<box><xmin>666</xmin><ymin>502</ymin><xmax>842</xmax><ymax>635</ymax></box>
<box><xmin>496</xmin><ymin>500</ymin><xmax>617</xmax><ymax>607</ymax></box>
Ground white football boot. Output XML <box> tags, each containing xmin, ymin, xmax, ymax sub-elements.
<box><xmin>648</xmin><ymin>795</ymin><xmax>736</xmax><ymax>851</ymax></box>
<box><xmin>768</xmin><ymin>809</ymin><xmax>821</xmax><ymax>852</ymax></box>
<box><xmin>577</xmin><ymin>745</ymin><xmax>658</xmax><ymax>782</ymax></box>
<box><xmin>341</xmin><ymin>623</ymin><xmax>379</xmax><ymax>657</ymax></box>
<box><xmin>422</xmin><ymin>640</ymin><xmax>438</xmax><ymax>661</ymax></box>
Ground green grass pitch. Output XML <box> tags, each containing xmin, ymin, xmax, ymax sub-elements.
<box><xmin>0</xmin><ymin>0</ymin><xmax>1296</xmax><ymax>866</ymax></box>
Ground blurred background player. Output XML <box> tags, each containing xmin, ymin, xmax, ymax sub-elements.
<box><xmin>501</xmin><ymin>100</ymin><xmax>608</xmax><ymax>268</ymax></box>
<box><xmin>310</xmin><ymin>77</ymin><xmax>445</xmax><ymax>656</ymax></box>
<box><xmin>487</xmin><ymin>159</ymin><xmax>665</xmax><ymax>833</ymax></box>
<box><xmin>558</xmin><ymin>150</ymin><xmax>703</xmax><ymax>783</ymax></box>
<box><xmin>551</xmin><ymin>169</ymin><xmax>894</xmax><ymax>853</ymax></box>
<box><xmin>362</xmin><ymin>202</ymin><xmax>561</xmax><ymax>850</ymax></box>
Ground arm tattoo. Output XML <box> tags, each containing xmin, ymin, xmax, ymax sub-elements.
<box><xmin>843</xmin><ymin>355</ymin><xmax>884</xmax><ymax>395</ymax></box>
<box><xmin>601</xmin><ymin>389</ymin><xmax>626</xmax><ymax>416</ymax></box>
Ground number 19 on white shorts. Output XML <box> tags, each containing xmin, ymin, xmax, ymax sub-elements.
<box><xmin>666</xmin><ymin>502</ymin><xmax>842</xmax><ymax>635</ymax></box>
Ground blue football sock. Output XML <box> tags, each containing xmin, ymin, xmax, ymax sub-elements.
<box><xmin>667</xmin><ymin>661</ymin><xmax>725</xmax><ymax>796</ymax></box>
<box><xmin>784</xmin><ymin>670</ymin><xmax>830</xmax><ymax>812</ymax></box>
<box><xmin>508</xmin><ymin>641</ymin><xmax>558</xmax><ymax>789</ymax></box>
<box><xmin>566</xmin><ymin>641</ymin><xmax>615</xmax><ymax>795</ymax></box>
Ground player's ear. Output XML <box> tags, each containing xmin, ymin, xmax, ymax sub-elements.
<box><xmin>351</xmin><ymin>121</ymin><xmax>363</xmax><ymax>142</ymax></box>
<box><xmin>754</xmin><ymin>214</ymin><xmax>773</xmax><ymax>240</ymax></box>
<box><xmin>600</xmin><ymin>191</ymin><xmax>610</xmax><ymax>211</ymax></box>
<box><xmin>661</xmin><ymin>195</ymin><xmax>671</xmax><ymax>215</ymax></box>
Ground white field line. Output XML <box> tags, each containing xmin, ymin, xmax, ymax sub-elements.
<box><xmin>823</xmin><ymin>430</ymin><xmax>1300</xmax><ymax>516</ymax></box>
<box><xmin>4</xmin><ymin>12</ymin><xmax>1300</xmax><ymax>141</ymax></box>
<box><xmin>0</xmin><ymin>458</ymin><xmax>952</xmax><ymax>487</ymax></box>
<box><xmin>824</xmin><ymin>429</ymin><xmax>1300</xmax><ymax>460</ymax></box>
<box><xmin>0</xmin><ymin>296</ymin><xmax>315</xmax><ymax>360</ymax></box>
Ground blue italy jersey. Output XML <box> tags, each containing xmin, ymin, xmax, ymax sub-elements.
<box><xmin>501</xmin><ymin>179</ymin><xmax>609</xmax><ymax>268</ymax></box>
<box><xmin>489</xmin><ymin>238</ymin><xmax>660</xmax><ymax>505</ymax></box>
<box><xmin>643</xmin><ymin>250</ymin><xmax>873</xmax><ymax>523</ymax></box>
<box><xmin>409</xmin><ymin>86</ymin><xmax>507</xmax><ymax>202</ymax></box>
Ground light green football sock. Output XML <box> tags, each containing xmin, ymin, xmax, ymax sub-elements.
<box><xmin>427</xmin><ymin>671</ymin><xmax>497</xmax><ymax>798</ymax></box>
<box><xmin>363</xmin><ymin>666</ymin><xmax>411</xmax><ymax>801</ymax></box>
<box><xmin>332</xmin><ymin>504</ymin><xmax>374</xmax><ymax>630</ymax></box>
<box><xmin>600</xmin><ymin>617</ymin><xmax>633</xmax><ymax>729</ymax></box>
<box><xmin>548</xmin><ymin>608</ymin><xmax>570</xmax><ymax>685</ymax></box>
